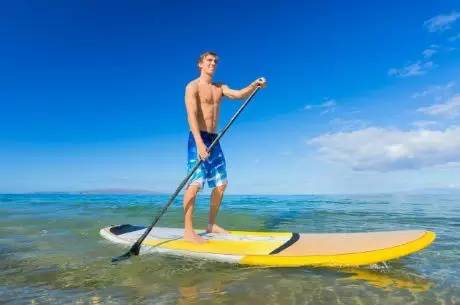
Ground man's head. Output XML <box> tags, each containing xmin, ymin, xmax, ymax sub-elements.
<box><xmin>197</xmin><ymin>51</ymin><xmax>218</xmax><ymax>75</ymax></box>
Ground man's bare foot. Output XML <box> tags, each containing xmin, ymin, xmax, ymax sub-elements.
<box><xmin>206</xmin><ymin>224</ymin><xmax>230</xmax><ymax>234</ymax></box>
<box><xmin>183</xmin><ymin>231</ymin><xmax>207</xmax><ymax>244</ymax></box>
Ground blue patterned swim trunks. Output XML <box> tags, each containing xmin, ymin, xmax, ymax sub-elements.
<box><xmin>187</xmin><ymin>130</ymin><xmax>228</xmax><ymax>189</ymax></box>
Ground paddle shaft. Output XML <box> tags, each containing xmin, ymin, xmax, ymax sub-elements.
<box><xmin>120</xmin><ymin>86</ymin><xmax>260</xmax><ymax>258</ymax></box>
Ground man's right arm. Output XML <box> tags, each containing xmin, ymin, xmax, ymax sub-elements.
<box><xmin>222</xmin><ymin>77</ymin><xmax>267</xmax><ymax>100</ymax></box>
<box><xmin>184</xmin><ymin>83</ymin><xmax>209</xmax><ymax>160</ymax></box>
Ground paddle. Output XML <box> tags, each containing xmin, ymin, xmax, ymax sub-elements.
<box><xmin>112</xmin><ymin>86</ymin><xmax>261</xmax><ymax>262</ymax></box>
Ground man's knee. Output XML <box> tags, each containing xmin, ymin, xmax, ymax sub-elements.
<box><xmin>186</xmin><ymin>184</ymin><xmax>201</xmax><ymax>196</ymax></box>
<box><xmin>215</xmin><ymin>183</ymin><xmax>227</xmax><ymax>194</ymax></box>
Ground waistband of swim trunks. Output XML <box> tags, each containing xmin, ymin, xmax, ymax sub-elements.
<box><xmin>189</xmin><ymin>130</ymin><xmax>218</xmax><ymax>138</ymax></box>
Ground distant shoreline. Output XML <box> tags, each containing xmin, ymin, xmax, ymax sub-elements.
<box><xmin>1</xmin><ymin>188</ymin><xmax>460</xmax><ymax>196</ymax></box>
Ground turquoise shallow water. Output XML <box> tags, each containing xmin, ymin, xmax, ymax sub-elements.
<box><xmin>0</xmin><ymin>193</ymin><xmax>459</xmax><ymax>304</ymax></box>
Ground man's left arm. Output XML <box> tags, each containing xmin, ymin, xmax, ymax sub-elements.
<box><xmin>222</xmin><ymin>77</ymin><xmax>267</xmax><ymax>100</ymax></box>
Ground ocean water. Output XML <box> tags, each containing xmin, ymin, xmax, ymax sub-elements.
<box><xmin>0</xmin><ymin>193</ymin><xmax>459</xmax><ymax>305</ymax></box>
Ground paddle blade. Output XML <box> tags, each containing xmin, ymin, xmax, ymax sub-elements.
<box><xmin>111</xmin><ymin>243</ymin><xmax>140</xmax><ymax>263</ymax></box>
<box><xmin>111</xmin><ymin>251</ymin><xmax>132</xmax><ymax>263</ymax></box>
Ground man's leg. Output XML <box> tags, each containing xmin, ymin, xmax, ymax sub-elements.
<box><xmin>183</xmin><ymin>184</ymin><xmax>207</xmax><ymax>243</ymax></box>
<box><xmin>207</xmin><ymin>183</ymin><xmax>229</xmax><ymax>234</ymax></box>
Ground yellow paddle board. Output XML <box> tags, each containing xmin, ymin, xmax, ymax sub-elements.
<box><xmin>100</xmin><ymin>224</ymin><xmax>435</xmax><ymax>267</ymax></box>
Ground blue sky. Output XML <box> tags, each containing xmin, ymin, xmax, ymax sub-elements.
<box><xmin>1</xmin><ymin>1</ymin><xmax>460</xmax><ymax>194</ymax></box>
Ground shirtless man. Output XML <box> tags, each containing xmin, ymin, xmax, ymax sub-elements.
<box><xmin>183</xmin><ymin>51</ymin><xmax>266</xmax><ymax>243</ymax></box>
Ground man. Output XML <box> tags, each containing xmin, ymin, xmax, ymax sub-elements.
<box><xmin>183</xmin><ymin>51</ymin><xmax>266</xmax><ymax>243</ymax></box>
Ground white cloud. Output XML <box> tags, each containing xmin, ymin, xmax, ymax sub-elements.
<box><xmin>437</xmin><ymin>162</ymin><xmax>460</xmax><ymax>169</ymax></box>
<box><xmin>417</xmin><ymin>94</ymin><xmax>460</xmax><ymax>118</ymax></box>
<box><xmin>411</xmin><ymin>81</ymin><xmax>455</xmax><ymax>99</ymax></box>
<box><xmin>424</xmin><ymin>11</ymin><xmax>460</xmax><ymax>32</ymax></box>
<box><xmin>309</xmin><ymin>126</ymin><xmax>460</xmax><ymax>171</ymax></box>
<box><xmin>422</xmin><ymin>48</ymin><xmax>437</xmax><ymax>58</ymax></box>
<box><xmin>321</xmin><ymin>100</ymin><xmax>336</xmax><ymax>108</ymax></box>
<box><xmin>388</xmin><ymin>61</ymin><xmax>435</xmax><ymax>77</ymax></box>
<box><xmin>411</xmin><ymin>121</ymin><xmax>438</xmax><ymax>129</ymax></box>
<box><xmin>304</xmin><ymin>99</ymin><xmax>337</xmax><ymax>114</ymax></box>
<box><xmin>422</xmin><ymin>44</ymin><xmax>439</xmax><ymax>58</ymax></box>
<box><xmin>329</xmin><ymin>118</ymin><xmax>369</xmax><ymax>131</ymax></box>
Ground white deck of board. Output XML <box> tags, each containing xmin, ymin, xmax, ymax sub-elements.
<box><xmin>100</xmin><ymin>225</ymin><xmax>292</xmax><ymax>263</ymax></box>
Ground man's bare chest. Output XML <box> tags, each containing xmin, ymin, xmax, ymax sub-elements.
<box><xmin>197</xmin><ymin>85</ymin><xmax>222</xmax><ymax>105</ymax></box>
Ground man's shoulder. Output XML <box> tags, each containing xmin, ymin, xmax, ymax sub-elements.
<box><xmin>212</xmin><ymin>82</ymin><xmax>225</xmax><ymax>88</ymax></box>
<box><xmin>186</xmin><ymin>79</ymin><xmax>199</xmax><ymax>91</ymax></box>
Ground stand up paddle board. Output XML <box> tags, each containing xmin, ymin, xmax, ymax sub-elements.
<box><xmin>100</xmin><ymin>225</ymin><xmax>435</xmax><ymax>267</ymax></box>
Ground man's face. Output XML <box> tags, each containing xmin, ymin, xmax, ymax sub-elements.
<box><xmin>199</xmin><ymin>55</ymin><xmax>218</xmax><ymax>75</ymax></box>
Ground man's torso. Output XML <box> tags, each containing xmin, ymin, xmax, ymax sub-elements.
<box><xmin>191</xmin><ymin>79</ymin><xmax>223</xmax><ymax>133</ymax></box>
